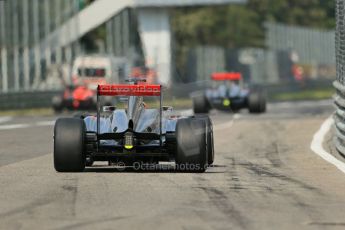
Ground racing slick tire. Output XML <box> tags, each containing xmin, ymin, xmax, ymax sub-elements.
<box><xmin>194</xmin><ymin>115</ymin><xmax>214</xmax><ymax>165</ymax></box>
<box><xmin>193</xmin><ymin>94</ymin><xmax>210</xmax><ymax>114</ymax></box>
<box><xmin>54</xmin><ymin>118</ymin><xmax>86</xmax><ymax>172</ymax></box>
<box><xmin>176</xmin><ymin>118</ymin><xmax>208</xmax><ymax>172</ymax></box>
<box><xmin>248</xmin><ymin>90</ymin><xmax>266</xmax><ymax>114</ymax></box>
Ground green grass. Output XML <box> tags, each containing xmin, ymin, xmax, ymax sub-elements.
<box><xmin>271</xmin><ymin>88</ymin><xmax>335</xmax><ymax>101</ymax></box>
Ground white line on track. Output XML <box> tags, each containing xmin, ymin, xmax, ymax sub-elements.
<box><xmin>177</xmin><ymin>109</ymin><xmax>241</xmax><ymax>131</ymax></box>
<box><xmin>0</xmin><ymin>116</ymin><xmax>12</xmax><ymax>124</ymax></box>
<box><xmin>0</xmin><ymin>121</ymin><xmax>55</xmax><ymax>131</ymax></box>
<box><xmin>310</xmin><ymin>116</ymin><xmax>345</xmax><ymax>174</ymax></box>
<box><xmin>35</xmin><ymin>121</ymin><xmax>56</xmax><ymax>126</ymax></box>
<box><xmin>213</xmin><ymin>114</ymin><xmax>241</xmax><ymax>131</ymax></box>
<box><xmin>0</xmin><ymin>124</ymin><xmax>31</xmax><ymax>130</ymax></box>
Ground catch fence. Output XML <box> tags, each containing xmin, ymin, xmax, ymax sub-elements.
<box><xmin>334</xmin><ymin>0</ymin><xmax>345</xmax><ymax>154</ymax></box>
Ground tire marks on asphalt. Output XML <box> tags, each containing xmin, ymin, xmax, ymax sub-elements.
<box><xmin>203</xmin><ymin>116</ymin><xmax>328</xmax><ymax>228</ymax></box>
<box><xmin>261</xmin><ymin>122</ymin><xmax>288</xmax><ymax>168</ymax></box>
<box><xmin>239</xmin><ymin>162</ymin><xmax>319</xmax><ymax>193</ymax></box>
<box><xmin>52</xmin><ymin>216</ymin><xmax>130</xmax><ymax>230</ymax></box>
<box><xmin>198</xmin><ymin>186</ymin><xmax>249</xmax><ymax>229</ymax></box>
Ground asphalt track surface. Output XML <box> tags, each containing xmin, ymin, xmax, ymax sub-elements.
<box><xmin>1</xmin><ymin>100</ymin><xmax>344</xmax><ymax>230</ymax></box>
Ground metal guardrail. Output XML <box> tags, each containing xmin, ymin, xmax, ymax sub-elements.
<box><xmin>335</xmin><ymin>0</ymin><xmax>345</xmax><ymax>155</ymax></box>
<box><xmin>0</xmin><ymin>91</ymin><xmax>61</xmax><ymax>110</ymax></box>
<box><xmin>333</xmin><ymin>80</ymin><xmax>345</xmax><ymax>154</ymax></box>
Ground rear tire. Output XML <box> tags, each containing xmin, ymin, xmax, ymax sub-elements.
<box><xmin>193</xmin><ymin>94</ymin><xmax>210</xmax><ymax>114</ymax></box>
<box><xmin>176</xmin><ymin>118</ymin><xmax>208</xmax><ymax>172</ymax></box>
<box><xmin>194</xmin><ymin>115</ymin><xmax>214</xmax><ymax>165</ymax></box>
<box><xmin>248</xmin><ymin>90</ymin><xmax>266</xmax><ymax>114</ymax></box>
<box><xmin>54</xmin><ymin>118</ymin><xmax>86</xmax><ymax>172</ymax></box>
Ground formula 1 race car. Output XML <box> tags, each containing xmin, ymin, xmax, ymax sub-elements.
<box><xmin>192</xmin><ymin>72</ymin><xmax>266</xmax><ymax>114</ymax></box>
<box><xmin>54</xmin><ymin>81</ymin><xmax>214</xmax><ymax>173</ymax></box>
<box><xmin>52</xmin><ymin>85</ymin><xmax>97</xmax><ymax>112</ymax></box>
<box><xmin>52</xmin><ymin>55</ymin><xmax>129</xmax><ymax>112</ymax></box>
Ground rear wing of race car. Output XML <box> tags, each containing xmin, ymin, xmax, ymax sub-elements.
<box><xmin>98</xmin><ymin>84</ymin><xmax>161</xmax><ymax>96</ymax></box>
<box><xmin>211</xmin><ymin>72</ymin><xmax>242</xmax><ymax>81</ymax></box>
<box><xmin>96</xmin><ymin>84</ymin><xmax>163</xmax><ymax>144</ymax></box>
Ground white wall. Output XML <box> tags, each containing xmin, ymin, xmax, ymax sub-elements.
<box><xmin>137</xmin><ymin>9</ymin><xmax>172</xmax><ymax>86</ymax></box>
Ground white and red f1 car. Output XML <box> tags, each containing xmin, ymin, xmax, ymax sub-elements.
<box><xmin>192</xmin><ymin>72</ymin><xmax>266</xmax><ymax>114</ymax></box>
<box><xmin>54</xmin><ymin>81</ymin><xmax>214</xmax><ymax>172</ymax></box>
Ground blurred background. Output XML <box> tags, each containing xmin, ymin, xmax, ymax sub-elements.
<box><xmin>0</xmin><ymin>0</ymin><xmax>336</xmax><ymax>110</ymax></box>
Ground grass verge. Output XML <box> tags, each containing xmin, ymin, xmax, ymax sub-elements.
<box><xmin>270</xmin><ymin>88</ymin><xmax>335</xmax><ymax>101</ymax></box>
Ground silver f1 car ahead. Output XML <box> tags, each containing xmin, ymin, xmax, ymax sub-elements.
<box><xmin>54</xmin><ymin>82</ymin><xmax>214</xmax><ymax>173</ymax></box>
<box><xmin>192</xmin><ymin>72</ymin><xmax>266</xmax><ymax>114</ymax></box>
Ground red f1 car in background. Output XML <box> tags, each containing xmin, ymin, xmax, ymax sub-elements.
<box><xmin>192</xmin><ymin>72</ymin><xmax>267</xmax><ymax>114</ymax></box>
<box><xmin>52</xmin><ymin>84</ymin><xmax>98</xmax><ymax>112</ymax></box>
<box><xmin>52</xmin><ymin>55</ymin><xmax>126</xmax><ymax>112</ymax></box>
